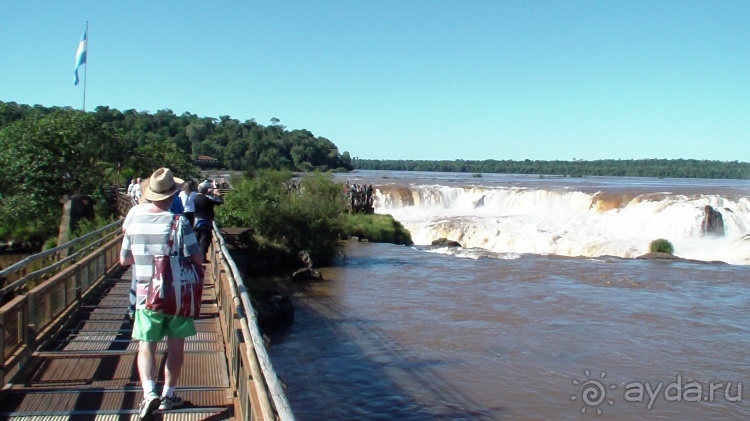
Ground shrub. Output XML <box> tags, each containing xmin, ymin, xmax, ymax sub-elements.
<box><xmin>217</xmin><ymin>170</ymin><xmax>348</xmax><ymax>266</ymax></box>
<box><xmin>649</xmin><ymin>238</ymin><xmax>674</xmax><ymax>254</ymax></box>
<box><xmin>343</xmin><ymin>213</ymin><xmax>413</xmax><ymax>245</ymax></box>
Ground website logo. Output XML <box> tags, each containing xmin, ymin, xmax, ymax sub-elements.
<box><xmin>571</xmin><ymin>369</ymin><xmax>742</xmax><ymax>416</ymax></box>
<box><xmin>571</xmin><ymin>370</ymin><xmax>617</xmax><ymax>415</ymax></box>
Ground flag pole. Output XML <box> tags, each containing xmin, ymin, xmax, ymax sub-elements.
<box><xmin>82</xmin><ymin>21</ymin><xmax>88</xmax><ymax>111</ymax></box>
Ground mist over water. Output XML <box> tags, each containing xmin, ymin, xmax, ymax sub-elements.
<box><xmin>268</xmin><ymin>171</ymin><xmax>750</xmax><ymax>420</ymax></box>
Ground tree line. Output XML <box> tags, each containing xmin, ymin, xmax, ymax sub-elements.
<box><xmin>353</xmin><ymin>158</ymin><xmax>750</xmax><ymax>179</ymax></box>
<box><xmin>0</xmin><ymin>100</ymin><xmax>353</xmax><ymax>249</ymax></box>
<box><xmin>0</xmin><ymin>101</ymin><xmax>354</xmax><ymax>176</ymax></box>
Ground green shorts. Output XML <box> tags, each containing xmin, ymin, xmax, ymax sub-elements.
<box><xmin>132</xmin><ymin>309</ymin><xmax>196</xmax><ymax>342</ymax></box>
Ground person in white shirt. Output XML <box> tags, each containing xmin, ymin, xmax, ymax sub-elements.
<box><xmin>178</xmin><ymin>180</ymin><xmax>198</xmax><ymax>227</ymax></box>
<box><xmin>129</xmin><ymin>177</ymin><xmax>142</xmax><ymax>204</ymax></box>
<box><xmin>127</xmin><ymin>179</ymin><xmax>136</xmax><ymax>201</ymax></box>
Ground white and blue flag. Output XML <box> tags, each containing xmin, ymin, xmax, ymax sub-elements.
<box><xmin>73</xmin><ymin>29</ymin><xmax>87</xmax><ymax>85</ymax></box>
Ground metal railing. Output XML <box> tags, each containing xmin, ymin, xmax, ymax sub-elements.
<box><xmin>0</xmin><ymin>220</ymin><xmax>124</xmax><ymax>301</ymax></box>
<box><xmin>0</xmin><ymin>232</ymin><xmax>122</xmax><ymax>385</ymax></box>
<box><xmin>210</xmin><ymin>222</ymin><xmax>294</xmax><ymax>421</ymax></box>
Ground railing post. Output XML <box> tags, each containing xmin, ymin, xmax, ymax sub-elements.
<box><xmin>25</xmin><ymin>292</ymin><xmax>37</xmax><ymax>351</ymax></box>
<box><xmin>0</xmin><ymin>313</ymin><xmax>5</xmax><ymax>385</ymax></box>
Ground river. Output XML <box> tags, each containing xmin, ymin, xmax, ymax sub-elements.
<box><xmin>266</xmin><ymin>171</ymin><xmax>750</xmax><ymax>420</ymax></box>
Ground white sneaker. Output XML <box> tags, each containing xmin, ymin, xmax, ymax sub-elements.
<box><xmin>138</xmin><ymin>392</ymin><xmax>160</xmax><ymax>420</ymax></box>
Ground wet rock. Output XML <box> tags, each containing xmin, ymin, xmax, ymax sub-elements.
<box><xmin>637</xmin><ymin>252</ymin><xmax>680</xmax><ymax>260</ymax></box>
<box><xmin>291</xmin><ymin>267</ymin><xmax>324</xmax><ymax>283</ymax></box>
<box><xmin>431</xmin><ymin>238</ymin><xmax>462</xmax><ymax>248</ymax></box>
<box><xmin>701</xmin><ymin>205</ymin><xmax>725</xmax><ymax>236</ymax></box>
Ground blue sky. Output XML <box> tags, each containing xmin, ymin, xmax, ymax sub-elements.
<box><xmin>2</xmin><ymin>1</ymin><xmax>748</xmax><ymax>161</ymax></box>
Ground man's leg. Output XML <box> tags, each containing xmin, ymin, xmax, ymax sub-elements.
<box><xmin>196</xmin><ymin>227</ymin><xmax>212</xmax><ymax>261</ymax></box>
<box><xmin>164</xmin><ymin>337</ymin><xmax>186</xmax><ymax>389</ymax></box>
<box><xmin>138</xmin><ymin>341</ymin><xmax>158</xmax><ymax>387</ymax></box>
<box><xmin>137</xmin><ymin>341</ymin><xmax>160</xmax><ymax>420</ymax></box>
<box><xmin>159</xmin><ymin>335</ymin><xmax>189</xmax><ymax>410</ymax></box>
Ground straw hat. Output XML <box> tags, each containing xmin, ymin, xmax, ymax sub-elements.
<box><xmin>140</xmin><ymin>168</ymin><xmax>184</xmax><ymax>202</ymax></box>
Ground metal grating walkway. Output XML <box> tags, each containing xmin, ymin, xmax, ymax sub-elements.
<box><xmin>0</xmin><ymin>267</ymin><xmax>235</xmax><ymax>421</ymax></box>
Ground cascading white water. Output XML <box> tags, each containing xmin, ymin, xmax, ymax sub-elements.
<box><xmin>374</xmin><ymin>185</ymin><xmax>750</xmax><ymax>265</ymax></box>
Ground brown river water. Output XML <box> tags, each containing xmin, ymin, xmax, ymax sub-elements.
<box><xmin>266</xmin><ymin>171</ymin><xmax>750</xmax><ymax>420</ymax></box>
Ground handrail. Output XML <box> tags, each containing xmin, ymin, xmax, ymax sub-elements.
<box><xmin>213</xmin><ymin>222</ymin><xmax>295</xmax><ymax>421</ymax></box>
<box><xmin>0</xmin><ymin>233</ymin><xmax>123</xmax><ymax>385</ymax></box>
<box><xmin>0</xmin><ymin>219</ymin><xmax>124</xmax><ymax>299</ymax></box>
<box><xmin>0</xmin><ymin>220</ymin><xmax>123</xmax><ymax>298</ymax></box>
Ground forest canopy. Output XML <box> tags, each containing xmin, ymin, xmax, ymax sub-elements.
<box><xmin>2</xmin><ymin>100</ymin><xmax>748</xmax><ymax>184</ymax></box>
<box><xmin>0</xmin><ymin>100</ymin><xmax>354</xmax><ymax>248</ymax></box>
<box><xmin>0</xmin><ymin>100</ymin><xmax>354</xmax><ymax>178</ymax></box>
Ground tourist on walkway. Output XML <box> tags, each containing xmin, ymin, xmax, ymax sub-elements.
<box><xmin>193</xmin><ymin>183</ymin><xmax>223</xmax><ymax>262</ymax></box>
<box><xmin>127</xmin><ymin>178</ymin><xmax>137</xmax><ymax>202</ymax></box>
<box><xmin>179</xmin><ymin>180</ymin><xmax>197</xmax><ymax>227</ymax></box>
<box><xmin>119</xmin><ymin>168</ymin><xmax>202</xmax><ymax>421</ymax></box>
<box><xmin>129</xmin><ymin>177</ymin><xmax>142</xmax><ymax>205</ymax></box>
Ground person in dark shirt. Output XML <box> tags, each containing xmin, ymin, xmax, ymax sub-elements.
<box><xmin>193</xmin><ymin>183</ymin><xmax>224</xmax><ymax>262</ymax></box>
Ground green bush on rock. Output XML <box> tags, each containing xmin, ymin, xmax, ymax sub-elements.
<box><xmin>343</xmin><ymin>213</ymin><xmax>413</xmax><ymax>245</ymax></box>
<box><xmin>649</xmin><ymin>238</ymin><xmax>675</xmax><ymax>254</ymax></box>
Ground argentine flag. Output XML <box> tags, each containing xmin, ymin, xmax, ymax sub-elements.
<box><xmin>73</xmin><ymin>29</ymin><xmax>87</xmax><ymax>86</ymax></box>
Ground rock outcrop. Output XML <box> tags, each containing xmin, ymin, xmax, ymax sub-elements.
<box><xmin>431</xmin><ymin>238</ymin><xmax>462</xmax><ymax>248</ymax></box>
<box><xmin>701</xmin><ymin>205</ymin><xmax>725</xmax><ymax>236</ymax></box>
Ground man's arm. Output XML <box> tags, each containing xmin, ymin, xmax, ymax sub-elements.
<box><xmin>208</xmin><ymin>189</ymin><xmax>224</xmax><ymax>205</ymax></box>
<box><xmin>120</xmin><ymin>231</ymin><xmax>134</xmax><ymax>266</ymax></box>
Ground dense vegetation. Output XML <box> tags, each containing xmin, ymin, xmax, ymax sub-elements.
<box><xmin>216</xmin><ymin>170</ymin><xmax>412</xmax><ymax>266</ymax></box>
<box><xmin>0</xmin><ymin>111</ymin><xmax>117</xmax><ymax>246</ymax></box>
<box><xmin>353</xmin><ymin>158</ymin><xmax>750</xmax><ymax>179</ymax></box>
<box><xmin>217</xmin><ymin>171</ymin><xmax>347</xmax><ymax>266</ymax></box>
<box><xmin>0</xmin><ymin>101</ymin><xmax>353</xmax><ymax>177</ymax></box>
<box><xmin>0</xmin><ymin>100</ymin><xmax>353</xmax><ymax>249</ymax></box>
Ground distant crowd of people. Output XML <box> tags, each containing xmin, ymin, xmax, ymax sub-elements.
<box><xmin>345</xmin><ymin>182</ymin><xmax>374</xmax><ymax>213</ymax></box>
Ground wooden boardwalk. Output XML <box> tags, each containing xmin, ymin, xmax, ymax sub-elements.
<box><xmin>0</xmin><ymin>265</ymin><xmax>234</xmax><ymax>420</ymax></box>
<box><xmin>1</xmin><ymin>213</ymin><xmax>293</xmax><ymax>421</ymax></box>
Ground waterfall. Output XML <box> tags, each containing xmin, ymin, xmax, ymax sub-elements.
<box><xmin>374</xmin><ymin>185</ymin><xmax>750</xmax><ymax>265</ymax></box>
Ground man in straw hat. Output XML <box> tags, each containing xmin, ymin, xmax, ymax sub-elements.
<box><xmin>119</xmin><ymin>168</ymin><xmax>203</xmax><ymax>420</ymax></box>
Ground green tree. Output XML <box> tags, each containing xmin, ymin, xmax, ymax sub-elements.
<box><xmin>131</xmin><ymin>140</ymin><xmax>200</xmax><ymax>180</ymax></box>
<box><xmin>0</xmin><ymin>110</ymin><xmax>121</xmax><ymax>241</ymax></box>
<box><xmin>217</xmin><ymin>171</ymin><xmax>347</xmax><ymax>265</ymax></box>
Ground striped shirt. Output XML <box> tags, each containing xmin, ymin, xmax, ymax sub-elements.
<box><xmin>120</xmin><ymin>210</ymin><xmax>201</xmax><ymax>309</ymax></box>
